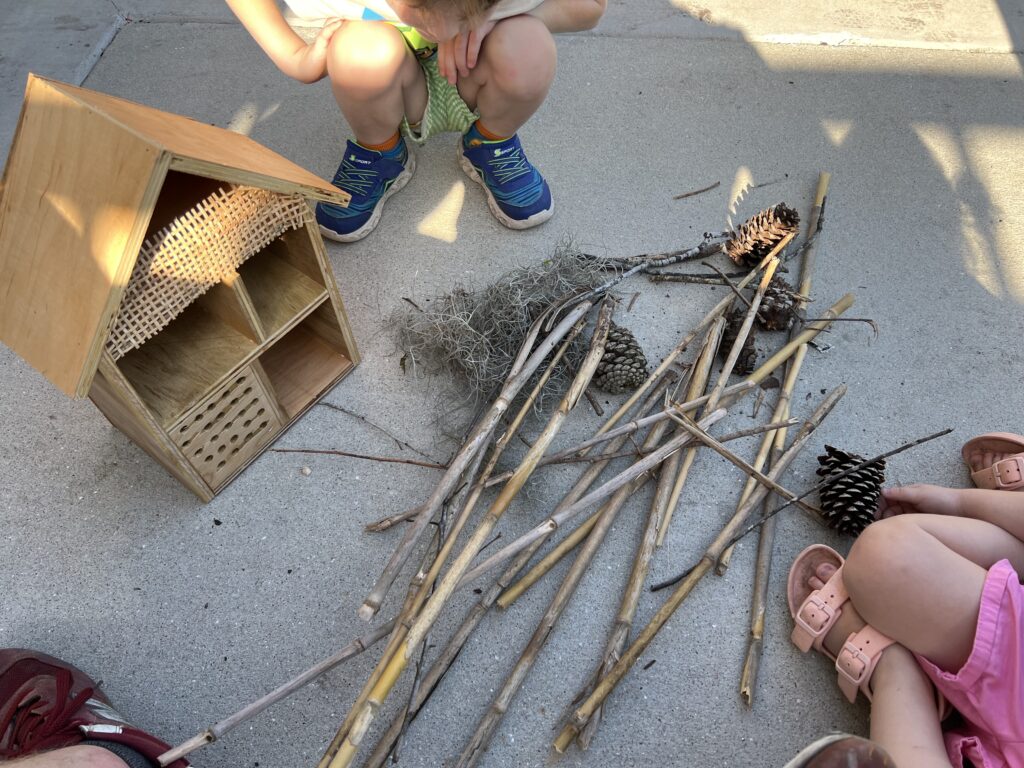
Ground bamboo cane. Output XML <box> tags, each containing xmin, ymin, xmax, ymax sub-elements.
<box><xmin>317</xmin><ymin>315</ymin><xmax>589</xmax><ymax>766</ymax></box>
<box><xmin>157</xmin><ymin>618</ymin><xmax>396</xmax><ymax>766</ymax></box>
<box><xmin>455</xmin><ymin>380</ymin><xmax>688</xmax><ymax>768</ymax></box>
<box><xmin>737</xmin><ymin>172</ymin><xmax>830</xmax><ymax>705</ymax></box>
<box><xmin>359</xmin><ymin>301</ymin><xmax>594</xmax><ymax>621</ymax></box>
<box><xmin>324</xmin><ymin>303</ymin><xmax>613</xmax><ymax>768</ymax></box>
<box><xmin>553</xmin><ymin>386</ymin><xmax>846</xmax><ymax>753</ymax></box>
<box><xmin>495</xmin><ymin>416</ymin><xmax>800</xmax><ymax>609</ymax></box>
<box><xmin>718</xmin><ymin>174</ymin><xmax>830</xmax><ymax>574</ymax></box>
<box><xmin>651</xmin><ymin>318</ymin><xmax>723</xmax><ymax>545</ymax></box>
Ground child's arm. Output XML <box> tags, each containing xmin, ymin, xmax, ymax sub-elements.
<box><xmin>527</xmin><ymin>0</ymin><xmax>607</xmax><ymax>33</ymax></box>
<box><xmin>881</xmin><ymin>484</ymin><xmax>1024</xmax><ymax>542</ymax></box>
<box><xmin>226</xmin><ymin>0</ymin><xmax>344</xmax><ymax>83</ymax></box>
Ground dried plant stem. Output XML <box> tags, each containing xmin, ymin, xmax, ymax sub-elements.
<box><xmin>359</xmin><ymin>301</ymin><xmax>594</xmax><ymax>622</ymax></box>
<box><xmin>647</xmin><ymin>273</ymin><xmax>741</xmax><ymax>286</ymax></box>
<box><xmin>455</xmin><ymin>388</ymin><xmax>683</xmax><ymax>768</ymax></box>
<box><xmin>156</xmin><ymin>619</ymin><xmax>395</xmax><ymax>766</ymax></box>
<box><xmin>496</xmin><ymin>416</ymin><xmax>800</xmax><ymax>609</ymax></box>
<box><xmin>652</xmin><ymin>319</ymin><xmax>723</xmax><ymax>546</ymax></box>
<box><xmin>365</xmin><ymin>504</ymin><xmax>426</xmax><ymax>533</ymax></box>
<box><xmin>553</xmin><ymin>386</ymin><xmax>846</xmax><ymax>753</ymax></box>
<box><xmin>718</xmin><ymin>174</ymin><xmax>830</xmax><ymax>576</ymax></box>
<box><xmin>324</xmin><ymin>303</ymin><xmax>612</xmax><ymax>768</ymax></box>
<box><xmin>271</xmin><ymin>448</ymin><xmax>446</xmax><ymax>470</ymax></box>
<box><xmin>737</xmin><ymin>172</ymin><xmax>831</xmax><ymax>706</ymax></box>
<box><xmin>457</xmin><ymin>408</ymin><xmax>728</xmax><ymax>589</ymax></box>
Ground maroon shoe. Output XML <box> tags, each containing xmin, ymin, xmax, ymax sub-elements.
<box><xmin>0</xmin><ymin>648</ymin><xmax>188</xmax><ymax>766</ymax></box>
<box><xmin>784</xmin><ymin>734</ymin><xmax>897</xmax><ymax>767</ymax></box>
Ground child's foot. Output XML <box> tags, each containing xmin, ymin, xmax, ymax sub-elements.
<box><xmin>460</xmin><ymin>126</ymin><xmax>553</xmax><ymax>230</ymax></box>
<box><xmin>961</xmin><ymin>432</ymin><xmax>1024</xmax><ymax>490</ymax></box>
<box><xmin>316</xmin><ymin>138</ymin><xmax>416</xmax><ymax>243</ymax></box>
<box><xmin>804</xmin><ymin>561</ymin><xmax>867</xmax><ymax>659</ymax></box>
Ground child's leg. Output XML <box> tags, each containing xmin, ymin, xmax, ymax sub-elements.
<box><xmin>456</xmin><ymin>15</ymin><xmax>556</xmax><ymax>137</ymax></box>
<box><xmin>325</xmin><ymin>21</ymin><xmax>427</xmax><ymax>145</ymax></box>
<box><xmin>844</xmin><ymin>514</ymin><xmax>1024</xmax><ymax>671</ymax></box>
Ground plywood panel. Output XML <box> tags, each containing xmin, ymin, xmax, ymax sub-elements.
<box><xmin>0</xmin><ymin>76</ymin><xmax>166</xmax><ymax>397</ymax></box>
<box><xmin>41</xmin><ymin>77</ymin><xmax>350</xmax><ymax>206</ymax></box>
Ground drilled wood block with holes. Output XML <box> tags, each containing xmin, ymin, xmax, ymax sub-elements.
<box><xmin>0</xmin><ymin>75</ymin><xmax>359</xmax><ymax>501</ymax></box>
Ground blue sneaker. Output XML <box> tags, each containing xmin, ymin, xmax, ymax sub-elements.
<box><xmin>460</xmin><ymin>131</ymin><xmax>553</xmax><ymax>230</ymax></box>
<box><xmin>316</xmin><ymin>138</ymin><xmax>415</xmax><ymax>243</ymax></box>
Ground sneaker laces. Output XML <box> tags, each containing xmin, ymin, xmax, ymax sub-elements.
<box><xmin>485</xmin><ymin>147</ymin><xmax>532</xmax><ymax>185</ymax></box>
<box><xmin>0</xmin><ymin>667</ymin><xmax>92</xmax><ymax>757</ymax></box>
<box><xmin>331</xmin><ymin>155</ymin><xmax>379</xmax><ymax>197</ymax></box>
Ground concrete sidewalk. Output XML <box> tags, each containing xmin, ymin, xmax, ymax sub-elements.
<box><xmin>2</xmin><ymin>2</ymin><xmax>1023</xmax><ymax>767</ymax></box>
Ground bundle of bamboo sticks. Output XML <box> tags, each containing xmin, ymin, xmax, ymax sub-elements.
<box><xmin>159</xmin><ymin>173</ymin><xmax>936</xmax><ymax>768</ymax></box>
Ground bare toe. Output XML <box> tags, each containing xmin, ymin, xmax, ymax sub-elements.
<box><xmin>808</xmin><ymin>562</ymin><xmax>836</xmax><ymax>590</ymax></box>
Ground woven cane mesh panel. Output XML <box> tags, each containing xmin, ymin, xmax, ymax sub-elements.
<box><xmin>171</xmin><ymin>366</ymin><xmax>282</xmax><ymax>488</ymax></box>
<box><xmin>107</xmin><ymin>187</ymin><xmax>310</xmax><ymax>360</ymax></box>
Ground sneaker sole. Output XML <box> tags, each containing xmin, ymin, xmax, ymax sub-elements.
<box><xmin>459</xmin><ymin>150</ymin><xmax>553</xmax><ymax>230</ymax></box>
<box><xmin>319</xmin><ymin>150</ymin><xmax>417</xmax><ymax>244</ymax></box>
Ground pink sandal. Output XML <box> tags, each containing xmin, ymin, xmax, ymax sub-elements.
<box><xmin>788</xmin><ymin>544</ymin><xmax>895</xmax><ymax>703</ymax></box>
<box><xmin>961</xmin><ymin>432</ymin><xmax>1024</xmax><ymax>491</ymax></box>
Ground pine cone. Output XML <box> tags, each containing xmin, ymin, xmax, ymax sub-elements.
<box><xmin>593</xmin><ymin>322</ymin><xmax>648</xmax><ymax>394</ymax></box>
<box><xmin>757</xmin><ymin>275</ymin><xmax>798</xmax><ymax>331</ymax></box>
<box><xmin>725</xmin><ymin>204</ymin><xmax>800</xmax><ymax>268</ymax></box>
<box><xmin>721</xmin><ymin>308</ymin><xmax>757</xmax><ymax>376</ymax></box>
<box><xmin>816</xmin><ymin>446</ymin><xmax>886</xmax><ymax>536</ymax></box>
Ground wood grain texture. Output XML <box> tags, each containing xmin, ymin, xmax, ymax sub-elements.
<box><xmin>0</xmin><ymin>74</ymin><xmax>165</xmax><ymax>397</ymax></box>
<box><xmin>238</xmin><ymin>251</ymin><xmax>327</xmax><ymax>337</ymax></box>
<box><xmin>90</xmin><ymin>352</ymin><xmax>213</xmax><ymax>500</ymax></box>
<box><xmin>304</xmin><ymin>223</ymin><xmax>361</xmax><ymax>365</ymax></box>
<box><xmin>33</xmin><ymin>77</ymin><xmax>350</xmax><ymax>206</ymax></box>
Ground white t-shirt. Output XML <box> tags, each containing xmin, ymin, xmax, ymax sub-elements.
<box><xmin>283</xmin><ymin>0</ymin><xmax>542</xmax><ymax>24</ymax></box>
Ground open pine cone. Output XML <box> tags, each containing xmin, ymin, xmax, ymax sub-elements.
<box><xmin>721</xmin><ymin>308</ymin><xmax>757</xmax><ymax>376</ymax></box>
<box><xmin>757</xmin><ymin>275</ymin><xmax>798</xmax><ymax>331</ymax></box>
<box><xmin>593</xmin><ymin>322</ymin><xmax>648</xmax><ymax>394</ymax></box>
<box><xmin>816</xmin><ymin>446</ymin><xmax>886</xmax><ymax>536</ymax></box>
<box><xmin>725</xmin><ymin>204</ymin><xmax>800</xmax><ymax>268</ymax></box>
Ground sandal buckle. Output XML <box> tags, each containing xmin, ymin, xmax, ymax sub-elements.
<box><xmin>795</xmin><ymin>595</ymin><xmax>835</xmax><ymax>637</ymax></box>
<box><xmin>837</xmin><ymin>642</ymin><xmax>871</xmax><ymax>687</ymax></box>
<box><xmin>993</xmin><ymin>457</ymin><xmax>1024</xmax><ymax>489</ymax></box>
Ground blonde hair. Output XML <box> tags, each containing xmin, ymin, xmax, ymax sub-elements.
<box><xmin>408</xmin><ymin>0</ymin><xmax>501</xmax><ymax>23</ymax></box>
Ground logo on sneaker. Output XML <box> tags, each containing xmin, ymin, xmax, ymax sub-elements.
<box><xmin>493</xmin><ymin>147</ymin><xmax>513</xmax><ymax>157</ymax></box>
<box><xmin>349</xmin><ymin>155</ymin><xmax>372</xmax><ymax>165</ymax></box>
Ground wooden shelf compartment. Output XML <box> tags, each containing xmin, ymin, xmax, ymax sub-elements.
<box><xmin>236</xmin><ymin>229</ymin><xmax>328</xmax><ymax>339</ymax></box>
<box><xmin>116</xmin><ymin>292</ymin><xmax>259</xmax><ymax>428</ymax></box>
<box><xmin>259</xmin><ymin>302</ymin><xmax>354</xmax><ymax>419</ymax></box>
<box><xmin>144</xmin><ymin>170</ymin><xmax>231</xmax><ymax>242</ymax></box>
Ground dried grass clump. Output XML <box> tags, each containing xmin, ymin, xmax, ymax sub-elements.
<box><xmin>396</xmin><ymin>241</ymin><xmax>610</xmax><ymax>409</ymax></box>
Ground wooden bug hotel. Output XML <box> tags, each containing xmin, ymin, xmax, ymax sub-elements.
<box><xmin>0</xmin><ymin>75</ymin><xmax>358</xmax><ymax>501</ymax></box>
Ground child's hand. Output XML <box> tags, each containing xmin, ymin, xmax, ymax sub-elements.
<box><xmin>437</xmin><ymin>21</ymin><xmax>496</xmax><ymax>85</ymax></box>
<box><xmin>285</xmin><ymin>19</ymin><xmax>345</xmax><ymax>83</ymax></box>
<box><xmin>878</xmin><ymin>484</ymin><xmax>964</xmax><ymax>519</ymax></box>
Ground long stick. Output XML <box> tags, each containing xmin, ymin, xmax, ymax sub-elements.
<box><xmin>495</xmin><ymin>416</ymin><xmax>800</xmax><ymax>609</ymax></box>
<box><xmin>325</xmin><ymin>302</ymin><xmax>613</xmax><ymax>768</ymax></box>
<box><xmin>455</xmin><ymin>381</ymin><xmax>686</xmax><ymax>768</ymax></box>
<box><xmin>553</xmin><ymin>386</ymin><xmax>846</xmax><ymax>752</ymax></box>
<box><xmin>652</xmin><ymin>318</ymin><xmax>723</xmax><ymax>545</ymax></box>
<box><xmin>359</xmin><ymin>301</ymin><xmax>594</xmax><ymax>621</ymax></box>
<box><xmin>156</xmin><ymin>620</ymin><xmax>395</xmax><ymax>766</ymax></box>
<box><xmin>737</xmin><ymin>172</ymin><xmax>830</xmax><ymax>705</ymax></box>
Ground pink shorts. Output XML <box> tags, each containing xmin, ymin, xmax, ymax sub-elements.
<box><xmin>916</xmin><ymin>559</ymin><xmax>1024</xmax><ymax>768</ymax></box>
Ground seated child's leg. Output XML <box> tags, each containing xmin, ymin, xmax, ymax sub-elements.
<box><xmin>844</xmin><ymin>514</ymin><xmax>1024</xmax><ymax>673</ymax></box>
<box><xmin>457</xmin><ymin>15</ymin><xmax>556</xmax><ymax>137</ymax></box>
<box><xmin>325</xmin><ymin>21</ymin><xmax>426</xmax><ymax>145</ymax></box>
<box><xmin>869</xmin><ymin>646</ymin><xmax>954</xmax><ymax>768</ymax></box>
<box><xmin>3</xmin><ymin>745</ymin><xmax>129</xmax><ymax>767</ymax></box>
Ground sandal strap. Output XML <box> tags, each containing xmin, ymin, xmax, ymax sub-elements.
<box><xmin>836</xmin><ymin>626</ymin><xmax>895</xmax><ymax>703</ymax></box>
<box><xmin>972</xmin><ymin>454</ymin><xmax>1024</xmax><ymax>490</ymax></box>
<box><xmin>792</xmin><ymin>568</ymin><xmax>849</xmax><ymax>653</ymax></box>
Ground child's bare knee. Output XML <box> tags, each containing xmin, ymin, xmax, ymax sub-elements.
<box><xmin>54</xmin><ymin>745</ymin><xmax>130</xmax><ymax>768</ymax></box>
<box><xmin>327</xmin><ymin>21</ymin><xmax>409</xmax><ymax>84</ymax></box>
<box><xmin>482</xmin><ymin>16</ymin><xmax>556</xmax><ymax>95</ymax></box>
<box><xmin>845</xmin><ymin>516</ymin><xmax>919</xmax><ymax>600</ymax></box>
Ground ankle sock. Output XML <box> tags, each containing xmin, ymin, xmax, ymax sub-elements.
<box><xmin>81</xmin><ymin>739</ymin><xmax>154</xmax><ymax>768</ymax></box>
<box><xmin>357</xmin><ymin>131</ymin><xmax>401</xmax><ymax>153</ymax></box>
<box><xmin>464</xmin><ymin>120</ymin><xmax>510</xmax><ymax>145</ymax></box>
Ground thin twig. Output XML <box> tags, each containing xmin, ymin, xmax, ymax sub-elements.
<box><xmin>626</xmin><ymin>292</ymin><xmax>640</xmax><ymax>312</ymax></box>
<box><xmin>584</xmin><ymin>390</ymin><xmax>605</xmax><ymax>417</ymax></box>
<box><xmin>700</xmin><ymin>261</ymin><xmax>752</xmax><ymax>308</ymax></box>
<box><xmin>316</xmin><ymin>403</ymin><xmax>438</xmax><ymax>462</ymax></box>
<box><xmin>673</xmin><ymin>180</ymin><xmax>721</xmax><ymax>200</ymax></box>
<box><xmin>270</xmin><ymin>448</ymin><xmax>445</xmax><ymax>470</ymax></box>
